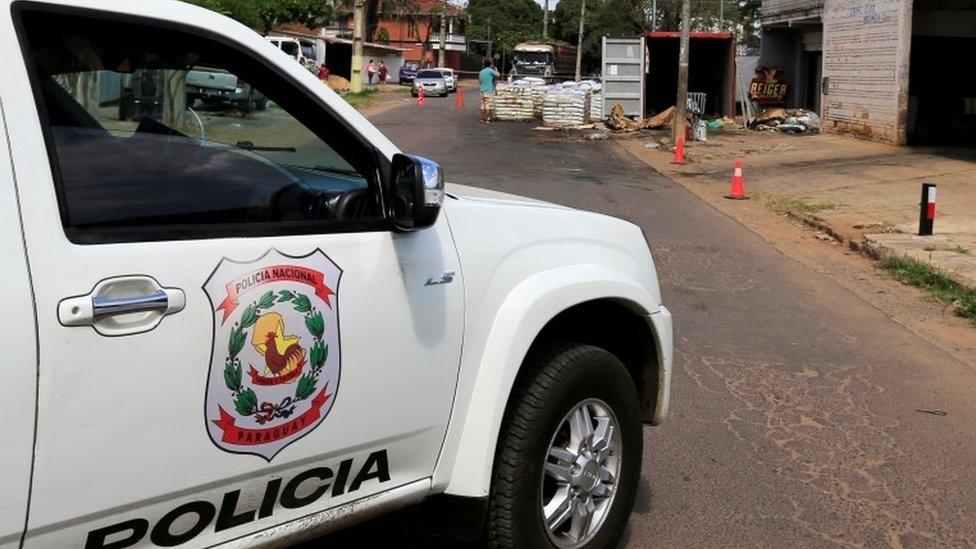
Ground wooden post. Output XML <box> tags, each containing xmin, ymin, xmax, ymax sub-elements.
<box><xmin>351</xmin><ymin>0</ymin><xmax>365</xmax><ymax>93</ymax></box>
<box><xmin>438</xmin><ymin>12</ymin><xmax>447</xmax><ymax>67</ymax></box>
<box><xmin>543</xmin><ymin>0</ymin><xmax>549</xmax><ymax>39</ymax></box>
<box><xmin>673</xmin><ymin>0</ymin><xmax>691</xmax><ymax>144</ymax></box>
<box><xmin>575</xmin><ymin>0</ymin><xmax>586</xmax><ymax>82</ymax></box>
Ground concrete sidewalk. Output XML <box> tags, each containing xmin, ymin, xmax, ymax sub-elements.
<box><xmin>622</xmin><ymin>131</ymin><xmax>976</xmax><ymax>288</ymax></box>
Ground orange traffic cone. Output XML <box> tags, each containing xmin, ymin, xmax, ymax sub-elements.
<box><xmin>671</xmin><ymin>135</ymin><xmax>686</xmax><ymax>164</ymax></box>
<box><xmin>417</xmin><ymin>86</ymin><xmax>425</xmax><ymax>107</ymax></box>
<box><xmin>725</xmin><ymin>159</ymin><xmax>749</xmax><ymax>200</ymax></box>
<box><xmin>455</xmin><ymin>86</ymin><xmax>464</xmax><ymax>108</ymax></box>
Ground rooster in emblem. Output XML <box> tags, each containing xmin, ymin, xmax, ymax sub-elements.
<box><xmin>251</xmin><ymin>313</ymin><xmax>306</xmax><ymax>377</ymax></box>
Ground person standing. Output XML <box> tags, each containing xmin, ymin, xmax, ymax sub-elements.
<box><xmin>366</xmin><ymin>59</ymin><xmax>376</xmax><ymax>86</ymax></box>
<box><xmin>478</xmin><ymin>59</ymin><xmax>500</xmax><ymax>124</ymax></box>
<box><xmin>317</xmin><ymin>63</ymin><xmax>330</xmax><ymax>83</ymax></box>
<box><xmin>377</xmin><ymin>62</ymin><xmax>389</xmax><ymax>85</ymax></box>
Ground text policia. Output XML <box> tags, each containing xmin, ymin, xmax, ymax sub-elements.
<box><xmin>85</xmin><ymin>450</ymin><xmax>390</xmax><ymax>548</ymax></box>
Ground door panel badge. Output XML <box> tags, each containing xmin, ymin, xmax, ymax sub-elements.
<box><xmin>203</xmin><ymin>249</ymin><xmax>342</xmax><ymax>461</ymax></box>
<box><xmin>425</xmin><ymin>270</ymin><xmax>456</xmax><ymax>287</ymax></box>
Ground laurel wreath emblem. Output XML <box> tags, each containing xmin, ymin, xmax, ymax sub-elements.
<box><xmin>223</xmin><ymin>290</ymin><xmax>328</xmax><ymax>424</ymax></box>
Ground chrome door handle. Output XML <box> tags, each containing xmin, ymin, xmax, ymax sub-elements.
<box><xmin>92</xmin><ymin>290</ymin><xmax>170</xmax><ymax>319</ymax></box>
<box><xmin>59</xmin><ymin>276</ymin><xmax>185</xmax><ymax>336</ymax></box>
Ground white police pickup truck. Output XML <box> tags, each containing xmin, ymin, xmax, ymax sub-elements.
<box><xmin>0</xmin><ymin>1</ymin><xmax>672</xmax><ymax>548</ymax></box>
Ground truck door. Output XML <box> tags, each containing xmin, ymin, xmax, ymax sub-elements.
<box><xmin>3</xmin><ymin>4</ymin><xmax>462</xmax><ymax>547</ymax></box>
<box><xmin>0</xmin><ymin>95</ymin><xmax>37</xmax><ymax>549</ymax></box>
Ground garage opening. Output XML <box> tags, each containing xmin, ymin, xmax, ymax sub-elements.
<box><xmin>645</xmin><ymin>32</ymin><xmax>735</xmax><ymax>118</ymax></box>
<box><xmin>909</xmin><ymin>0</ymin><xmax>976</xmax><ymax>145</ymax></box>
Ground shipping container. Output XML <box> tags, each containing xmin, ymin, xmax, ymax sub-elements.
<box><xmin>644</xmin><ymin>32</ymin><xmax>736</xmax><ymax>118</ymax></box>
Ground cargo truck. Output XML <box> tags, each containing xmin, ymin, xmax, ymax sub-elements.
<box><xmin>511</xmin><ymin>41</ymin><xmax>578</xmax><ymax>82</ymax></box>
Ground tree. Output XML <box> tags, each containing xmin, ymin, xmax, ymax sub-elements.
<box><xmin>552</xmin><ymin>0</ymin><xmax>645</xmax><ymax>73</ymax></box>
<box><xmin>467</xmin><ymin>0</ymin><xmax>544</xmax><ymax>61</ymax></box>
<box><xmin>183</xmin><ymin>0</ymin><xmax>336</xmax><ymax>34</ymax></box>
<box><xmin>644</xmin><ymin>0</ymin><xmax>761</xmax><ymax>49</ymax></box>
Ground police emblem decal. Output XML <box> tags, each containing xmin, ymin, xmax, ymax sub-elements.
<box><xmin>203</xmin><ymin>249</ymin><xmax>342</xmax><ymax>460</ymax></box>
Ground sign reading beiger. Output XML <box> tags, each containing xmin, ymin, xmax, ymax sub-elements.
<box><xmin>749</xmin><ymin>66</ymin><xmax>789</xmax><ymax>105</ymax></box>
<box><xmin>203</xmin><ymin>249</ymin><xmax>342</xmax><ymax>460</ymax></box>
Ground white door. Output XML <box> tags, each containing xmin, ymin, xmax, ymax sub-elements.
<box><xmin>0</xmin><ymin>94</ymin><xmax>37</xmax><ymax>549</ymax></box>
<box><xmin>4</xmin><ymin>4</ymin><xmax>462</xmax><ymax>547</ymax></box>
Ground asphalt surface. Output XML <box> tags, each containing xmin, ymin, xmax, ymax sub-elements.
<box><xmin>314</xmin><ymin>93</ymin><xmax>976</xmax><ymax>547</ymax></box>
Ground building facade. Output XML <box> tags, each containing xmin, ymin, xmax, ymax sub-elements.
<box><xmin>759</xmin><ymin>0</ymin><xmax>976</xmax><ymax>145</ymax></box>
<box><xmin>335</xmin><ymin>0</ymin><xmax>468</xmax><ymax>70</ymax></box>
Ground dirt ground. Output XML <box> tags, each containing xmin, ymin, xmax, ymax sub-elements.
<box><xmin>619</xmin><ymin>133</ymin><xmax>976</xmax><ymax>367</ymax></box>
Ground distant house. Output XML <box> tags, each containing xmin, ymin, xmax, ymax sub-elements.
<box><xmin>334</xmin><ymin>0</ymin><xmax>468</xmax><ymax>70</ymax></box>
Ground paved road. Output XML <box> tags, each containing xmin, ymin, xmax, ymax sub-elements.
<box><xmin>318</xmin><ymin>95</ymin><xmax>976</xmax><ymax>547</ymax></box>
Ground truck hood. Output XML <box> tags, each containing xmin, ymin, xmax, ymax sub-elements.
<box><xmin>445</xmin><ymin>183</ymin><xmax>567</xmax><ymax>210</ymax></box>
<box><xmin>442</xmin><ymin>184</ymin><xmax>662</xmax><ymax>310</ymax></box>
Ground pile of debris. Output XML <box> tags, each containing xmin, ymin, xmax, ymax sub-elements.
<box><xmin>749</xmin><ymin>108</ymin><xmax>821</xmax><ymax>134</ymax></box>
<box><xmin>605</xmin><ymin>104</ymin><xmax>682</xmax><ymax>132</ymax></box>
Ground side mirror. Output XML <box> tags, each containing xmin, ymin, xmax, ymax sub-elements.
<box><xmin>389</xmin><ymin>154</ymin><xmax>445</xmax><ymax>231</ymax></box>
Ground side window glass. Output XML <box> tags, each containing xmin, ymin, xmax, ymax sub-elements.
<box><xmin>20</xmin><ymin>9</ymin><xmax>383</xmax><ymax>243</ymax></box>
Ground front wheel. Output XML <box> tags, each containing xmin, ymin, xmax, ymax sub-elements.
<box><xmin>487</xmin><ymin>344</ymin><xmax>642</xmax><ymax>549</ymax></box>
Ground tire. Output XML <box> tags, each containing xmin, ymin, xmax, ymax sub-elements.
<box><xmin>254</xmin><ymin>97</ymin><xmax>268</xmax><ymax>111</ymax></box>
<box><xmin>487</xmin><ymin>343</ymin><xmax>642</xmax><ymax>549</ymax></box>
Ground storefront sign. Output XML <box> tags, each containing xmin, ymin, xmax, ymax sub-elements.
<box><xmin>749</xmin><ymin>67</ymin><xmax>789</xmax><ymax>105</ymax></box>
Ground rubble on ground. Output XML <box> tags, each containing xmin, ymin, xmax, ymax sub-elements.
<box><xmin>749</xmin><ymin>107</ymin><xmax>821</xmax><ymax>134</ymax></box>
<box><xmin>605</xmin><ymin>104</ymin><xmax>682</xmax><ymax>132</ymax></box>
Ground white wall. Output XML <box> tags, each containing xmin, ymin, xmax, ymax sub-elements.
<box><xmin>361</xmin><ymin>49</ymin><xmax>404</xmax><ymax>85</ymax></box>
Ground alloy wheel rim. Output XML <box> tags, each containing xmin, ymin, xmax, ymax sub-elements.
<box><xmin>540</xmin><ymin>398</ymin><xmax>622</xmax><ymax>548</ymax></box>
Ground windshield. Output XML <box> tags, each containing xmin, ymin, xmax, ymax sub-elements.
<box><xmin>280</xmin><ymin>42</ymin><xmax>299</xmax><ymax>57</ymax></box>
<box><xmin>515</xmin><ymin>52</ymin><xmax>552</xmax><ymax>65</ymax></box>
<box><xmin>417</xmin><ymin>70</ymin><xmax>443</xmax><ymax>79</ymax></box>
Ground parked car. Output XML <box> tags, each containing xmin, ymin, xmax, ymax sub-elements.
<box><xmin>438</xmin><ymin>67</ymin><xmax>457</xmax><ymax>93</ymax></box>
<box><xmin>412</xmin><ymin>69</ymin><xmax>449</xmax><ymax>97</ymax></box>
<box><xmin>267</xmin><ymin>36</ymin><xmax>318</xmax><ymax>73</ymax></box>
<box><xmin>398</xmin><ymin>60</ymin><xmax>421</xmax><ymax>85</ymax></box>
<box><xmin>186</xmin><ymin>66</ymin><xmax>267</xmax><ymax>112</ymax></box>
<box><xmin>1</xmin><ymin>1</ymin><xmax>673</xmax><ymax>548</ymax></box>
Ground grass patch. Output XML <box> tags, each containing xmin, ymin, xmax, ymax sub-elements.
<box><xmin>760</xmin><ymin>194</ymin><xmax>838</xmax><ymax>216</ymax></box>
<box><xmin>340</xmin><ymin>88</ymin><xmax>380</xmax><ymax>110</ymax></box>
<box><xmin>922</xmin><ymin>244</ymin><xmax>970</xmax><ymax>254</ymax></box>
<box><xmin>879</xmin><ymin>255</ymin><xmax>976</xmax><ymax>325</ymax></box>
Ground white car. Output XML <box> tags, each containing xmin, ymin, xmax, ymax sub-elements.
<box><xmin>0</xmin><ymin>1</ymin><xmax>672</xmax><ymax>548</ymax></box>
<box><xmin>437</xmin><ymin>67</ymin><xmax>457</xmax><ymax>93</ymax></box>
<box><xmin>267</xmin><ymin>36</ymin><xmax>318</xmax><ymax>73</ymax></box>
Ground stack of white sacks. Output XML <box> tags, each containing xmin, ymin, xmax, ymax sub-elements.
<box><xmin>541</xmin><ymin>80</ymin><xmax>603</xmax><ymax>128</ymax></box>
<box><xmin>492</xmin><ymin>78</ymin><xmax>547</xmax><ymax>121</ymax></box>
<box><xmin>492</xmin><ymin>78</ymin><xmax>605</xmax><ymax>127</ymax></box>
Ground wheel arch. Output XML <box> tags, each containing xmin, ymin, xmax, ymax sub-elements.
<box><xmin>441</xmin><ymin>265</ymin><xmax>666</xmax><ymax>497</ymax></box>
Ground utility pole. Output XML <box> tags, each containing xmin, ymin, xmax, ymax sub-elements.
<box><xmin>543</xmin><ymin>0</ymin><xmax>549</xmax><ymax>39</ymax></box>
<box><xmin>719</xmin><ymin>0</ymin><xmax>725</xmax><ymax>31</ymax></box>
<box><xmin>486</xmin><ymin>19</ymin><xmax>492</xmax><ymax>61</ymax></box>
<box><xmin>351</xmin><ymin>0</ymin><xmax>365</xmax><ymax>93</ymax></box>
<box><xmin>673</xmin><ymin>0</ymin><xmax>690</xmax><ymax>147</ymax></box>
<box><xmin>574</xmin><ymin>0</ymin><xmax>586</xmax><ymax>81</ymax></box>
<box><xmin>438</xmin><ymin>11</ymin><xmax>447</xmax><ymax>67</ymax></box>
<box><xmin>652</xmin><ymin>0</ymin><xmax>658</xmax><ymax>31</ymax></box>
